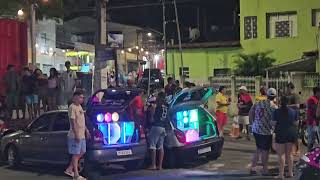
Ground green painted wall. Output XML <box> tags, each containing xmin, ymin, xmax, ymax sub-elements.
<box><xmin>240</xmin><ymin>0</ymin><xmax>320</xmax><ymax>64</ymax></box>
<box><xmin>167</xmin><ymin>47</ymin><xmax>242</xmax><ymax>83</ymax></box>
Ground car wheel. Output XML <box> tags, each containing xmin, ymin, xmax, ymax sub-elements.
<box><xmin>124</xmin><ymin>159</ymin><xmax>145</xmax><ymax>170</ymax></box>
<box><xmin>83</xmin><ymin>158</ymin><xmax>101</xmax><ymax>180</ymax></box>
<box><xmin>7</xmin><ymin>145</ymin><xmax>21</xmax><ymax>168</ymax></box>
<box><xmin>163</xmin><ymin>148</ymin><xmax>182</xmax><ymax>169</ymax></box>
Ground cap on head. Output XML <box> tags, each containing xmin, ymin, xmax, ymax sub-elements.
<box><xmin>267</xmin><ymin>88</ymin><xmax>277</xmax><ymax>97</ymax></box>
<box><xmin>239</xmin><ymin>86</ymin><xmax>247</xmax><ymax>91</ymax></box>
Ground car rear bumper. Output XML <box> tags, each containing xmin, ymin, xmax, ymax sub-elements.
<box><xmin>173</xmin><ymin>137</ymin><xmax>224</xmax><ymax>160</ymax></box>
<box><xmin>86</xmin><ymin>142</ymin><xmax>147</xmax><ymax>164</ymax></box>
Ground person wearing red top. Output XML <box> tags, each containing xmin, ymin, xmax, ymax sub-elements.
<box><xmin>306</xmin><ymin>87</ymin><xmax>320</xmax><ymax>150</ymax></box>
<box><xmin>130</xmin><ymin>90</ymin><xmax>145</xmax><ymax>127</ymax></box>
<box><xmin>237</xmin><ymin>86</ymin><xmax>253</xmax><ymax>140</ymax></box>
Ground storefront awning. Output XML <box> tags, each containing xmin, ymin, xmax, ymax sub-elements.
<box><xmin>265</xmin><ymin>57</ymin><xmax>317</xmax><ymax>73</ymax></box>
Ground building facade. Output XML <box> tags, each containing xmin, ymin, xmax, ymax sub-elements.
<box><xmin>240</xmin><ymin>0</ymin><xmax>320</xmax><ymax>65</ymax></box>
<box><xmin>166</xmin><ymin>0</ymin><xmax>320</xmax><ymax>84</ymax></box>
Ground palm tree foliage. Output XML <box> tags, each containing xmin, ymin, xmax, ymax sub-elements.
<box><xmin>234</xmin><ymin>51</ymin><xmax>276</xmax><ymax>76</ymax></box>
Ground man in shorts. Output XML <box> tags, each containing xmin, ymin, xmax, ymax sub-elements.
<box><xmin>65</xmin><ymin>90</ymin><xmax>90</xmax><ymax>180</ymax></box>
<box><xmin>147</xmin><ymin>92</ymin><xmax>169</xmax><ymax>170</ymax></box>
<box><xmin>62</xmin><ymin>61</ymin><xmax>78</xmax><ymax>107</ymax></box>
<box><xmin>249</xmin><ymin>88</ymin><xmax>277</xmax><ymax>175</ymax></box>
<box><xmin>4</xmin><ymin>65</ymin><xmax>20</xmax><ymax>119</ymax></box>
<box><xmin>237</xmin><ymin>86</ymin><xmax>253</xmax><ymax>140</ymax></box>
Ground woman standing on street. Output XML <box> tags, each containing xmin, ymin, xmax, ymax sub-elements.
<box><xmin>272</xmin><ymin>96</ymin><xmax>298</xmax><ymax>179</ymax></box>
<box><xmin>34</xmin><ymin>69</ymin><xmax>48</xmax><ymax>114</ymax></box>
<box><xmin>47</xmin><ymin>68</ymin><xmax>59</xmax><ymax>111</ymax></box>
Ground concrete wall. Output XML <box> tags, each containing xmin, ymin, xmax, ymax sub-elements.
<box><xmin>167</xmin><ymin>47</ymin><xmax>242</xmax><ymax>84</ymax></box>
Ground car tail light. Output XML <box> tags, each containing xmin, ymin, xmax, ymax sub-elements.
<box><xmin>139</xmin><ymin>125</ymin><xmax>146</xmax><ymax>139</ymax></box>
<box><xmin>93</xmin><ymin>129</ymin><xmax>104</xmax><ymax>144</ymax></box>
<box><xmin>174</xmin><ymin>129</ymin><xmax>186</xmax><ymax>144</ymax></box>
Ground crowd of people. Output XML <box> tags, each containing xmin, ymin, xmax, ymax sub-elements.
<box><xmin>217</xmin><ymin>83</ymin><xmax>320</xmax><ymax>179</ymax></box>
<box><xmin>3</xmin><ymin>61</ymin><xmax>78</xmax><ymax>120</ymax></box>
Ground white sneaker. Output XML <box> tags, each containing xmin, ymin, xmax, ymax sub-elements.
<box><xmin>73</xmin><ymin>175</ymin><xmax>86</xmax><ymax>180</ymax></box>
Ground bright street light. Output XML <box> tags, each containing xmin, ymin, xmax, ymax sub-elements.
<box><xmin>147</xmin><ymin>32</ymin><xmax>152</xmax><ymax>37</ymax></box>
<box><xmin>121</xmin><ymin>50</ymin><xmax>125</xmax><ymax>54</ymax></box>
<box><xmin>145</xmin><ymin>51</ymin><xmax>149</xmax><ymax>55</ymax></box>
<box><xmin>135</xmin><ymin>46</ymin><xmax>139</xmax><ymax>50</ymax></box>
<box><xmin>128</xmin><ymin>48</ymin><xmax>132</xmax><ymax>52</ymax></box>
<box><xmin>140</xmin><ymin>48</ymin><xmax>144</xmax><ymax>52</ymax></box>
<box><xmin>17</xmin><ymin>9</ymin><xmax>24</xmax><ymax>16</ymax></box>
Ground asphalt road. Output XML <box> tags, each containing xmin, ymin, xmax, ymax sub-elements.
<box><xmin>0</xmin><ymin>136</ymin><xmax>301</xmax><ymax>180</ymax></box>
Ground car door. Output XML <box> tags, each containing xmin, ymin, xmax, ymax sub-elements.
<box><xmin>46</xmin><ymin>112</ymin><xmax>70</xmax><ymax>164</ymax></box>
<box><xmin>21</xmin><ymin>113</ymin><xmax>55</xmax><ymax>161</ymax></box>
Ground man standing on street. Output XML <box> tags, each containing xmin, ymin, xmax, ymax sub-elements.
<box><xmin>306</xmin><ymin>87</ymin><xmax>320</xmax><ymax>151</ymax></box>
<box><xmin>65</xmin><ymin>90</ymin><xmax>90</xmax><ymax>180</ymax></box>
<box><xmin>215</xmin><ymin>86</ymin><xmax>231</xmax><ymax>136</ymax></box>
<box><xmin>62</xmin><ymin>61</ymin><xmax>78</xmax><ymax>107</ymax></box>
<box><xmin>164</xmin><ymin>77</ymin><xmax>176</xmax><ymax>96</ymax></box>
<box><xmin>237</xmin><ymin>86</ymin><xmax>253</xmax><ymax>140</ymax></box>
<box><xmin>3</xmin><ymin>65</ymin><xmax>20</xmax><ymax>120</ymax></box>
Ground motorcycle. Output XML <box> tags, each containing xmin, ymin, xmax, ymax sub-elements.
<box><xmin>295</xmin><ymin>147</ymin><xmax>320</xmax><ymax>180</ymax></box>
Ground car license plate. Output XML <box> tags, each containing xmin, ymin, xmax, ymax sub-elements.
<box><xmin>198</xmin><ymin>147</ymin><xmax>211</xmax><ymax>155</ymax></box>
<box><xmin>116</xmin><ymin>149</ymin><xmax>132</xmax><ymax>156</ymax></box>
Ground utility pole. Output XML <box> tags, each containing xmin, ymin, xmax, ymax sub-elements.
<box><xmin>317</xmin><ymin>23</ymin><xmax>320</xmax><ymax>74</ymax></box>
<box><xmin>162</xmin><ymin>0</ymin><xmax>168</xmax><ymax>76</ymax></box>
<box><xmin>173</xmin><ymin>0</ymin><xmax>184</xmax><ymax>87</ymax></box>
<box><xmin>94</xmin><ymin>0</ymin><xmax>108</xmax><ymax>91</ymax></box>
<box><xmin>30</xmin><ymin>3</ymin><xmax>36</xmax><ymax>66</ymax></box>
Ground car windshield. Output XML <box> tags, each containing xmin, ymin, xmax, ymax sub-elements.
<box><xmin>89</xmin><ymin>89</ymin><xmax>139</xmax><ymax>106</ymax></box>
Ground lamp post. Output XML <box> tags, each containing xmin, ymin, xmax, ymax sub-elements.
<box><xmin>30</xmin><ymin>3</ymin><xmax>36</xmax><ymax>66</ymax></box>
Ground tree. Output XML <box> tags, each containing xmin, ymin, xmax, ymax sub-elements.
<box><xmin>234</xmin><ymin>51</ymin><xmax>276</xmax><ymax>76</ymax></box>
<box><xmin>0</xmin><ymin>0</ymin><xmax>64</xmax><ymax>20</ymax></box>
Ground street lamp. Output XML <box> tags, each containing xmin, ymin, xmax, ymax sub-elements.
<box><xmin>17</xmin><ymin>9</ymin><xmax>24</xmax><ymax>16</ymax></box>
<box><xmin>147</xmin><ymin>32</ymin><xmax>152</xmax><ymax>37</ymax></box>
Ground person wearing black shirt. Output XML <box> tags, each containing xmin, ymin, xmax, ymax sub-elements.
<box><xmin>147</xmin><ymin>92</ymin><xmax>169</xmax><ymax>170</ymax></box>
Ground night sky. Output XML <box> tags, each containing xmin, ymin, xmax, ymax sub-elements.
<box><xmin>64</xmin><ymin>0</ymin><xmax>239</xmax><ymax>42</ymax></box>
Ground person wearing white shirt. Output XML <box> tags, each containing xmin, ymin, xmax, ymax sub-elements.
<box><xmin>61</xmin><ymin>61</ymin><xmax>78</xmax><ymax>106</ymax></box>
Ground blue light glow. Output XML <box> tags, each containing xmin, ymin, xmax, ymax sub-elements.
<box><xmin>97</xmin><ymin>122</ymin><xmax>135</xmax><ymax>145</ymax></box>
<box><xmin>183</xmin><ymin>117</ymin><xmax>189</xmax><ymax>123</ymax></box>
<box><xmin>97</xmin><ymin>113</ymin><xmax>104</xmax><ymax>122</ymax></box>
<box><xmin>183</xmin><ymin>111</ymin><xmax>188</xmax><ymax>117</ymax></box>
<box><xmin>176</xmin><ymin>109</ymin><xmax>199</xmax><ymax>141</ymax></box>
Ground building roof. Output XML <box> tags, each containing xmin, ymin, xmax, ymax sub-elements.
<box><xmin>265</xmin><ymin>56</ymin><xmax>317</xmax><ymax>73</ymax></box>
<box><xmin>167</xmin><ymin>41</ymin><xmax>241</xmax><ymax>49</ymax></box>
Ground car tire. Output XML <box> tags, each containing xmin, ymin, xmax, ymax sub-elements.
<box><xmin>6</xmin><ymin>145</ymin><xmax>21</xmax><ymax>168</ymax></box>
<box><xmin>124</xmin><ymin>159</ymin><xmax>145</xmax><ymax>170</ymax></box>
<box><xmin>163</xmin><ymin>148</ymin><xmax>182</xmax><ymax>169</ymax></box>
<box><xmin>83</xmin><ymin>158</ymin><xmax>101</xmax><ymax>180</ymax></box>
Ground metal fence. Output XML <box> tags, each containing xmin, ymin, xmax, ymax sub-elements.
<box><xmin>209</xmin><ymin>76</ymin><xmax>232</xmax><ymax>95</ymax></box>
<box><xmin>303</xmin><ymin>74</ymin><xmax>320</xmax><ymax>88</ymax></box>
<box><xmin>236</xmin><ymin>76</ymin><xmax>256</xmax><ymax>96</ymax></box>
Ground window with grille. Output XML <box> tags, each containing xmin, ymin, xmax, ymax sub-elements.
<box><xmin>267</xmin><ymin>12</ymin><xmax>297</xmax><ymax>38</ymax></box>
<box><xmin>312</xmin><ymin>9</ymin><xmax>320</xmax><ymax>27</ymax></box>
<box><xmin>179</xmin><ymin>67</ymin><xmax>190</xmax><ymax>78</ymax></box>
<box><xmin>244</xmin><ymin>16</ymin><xmax>258</xmax><ymax>40</ymax></box>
